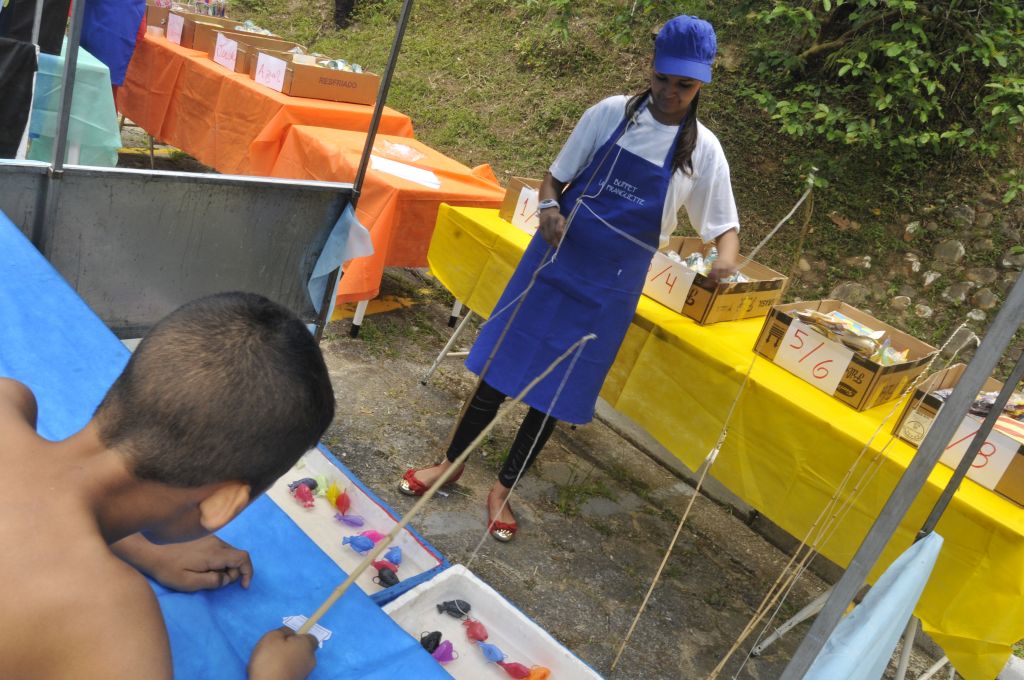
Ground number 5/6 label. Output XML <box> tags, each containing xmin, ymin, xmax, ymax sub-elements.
<box><xmin>774</xmin><ymin>320</ymin><xmax>854</xmax><ymax>396</ymax></box>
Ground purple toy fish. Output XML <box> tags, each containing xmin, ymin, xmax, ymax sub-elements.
<box><xmin>431</xmin><ymin>640</ymin><xmax>457</xmax><ymax>664</ymax></box>
<box><xmin>334</xmin><ymin>512</ymin><xmax>365</xmax><ymax>527</ymax></box>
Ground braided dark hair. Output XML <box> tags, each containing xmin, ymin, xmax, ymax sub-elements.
<box><xmin>624</xmin><ymin>89</ymin><xmax>700</xmax><ymax>176</ymax></box>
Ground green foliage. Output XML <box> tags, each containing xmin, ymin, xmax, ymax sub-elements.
<box><xmin>743</xmin><ymin>1</ymin><xmax>1024</xmax><ymax>161</ymax></box>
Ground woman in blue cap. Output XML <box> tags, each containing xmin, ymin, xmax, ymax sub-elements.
<box><xmin>400</xmin><ymin>15</ymin><xmax>740</xmax><ymax>542</ymax></box>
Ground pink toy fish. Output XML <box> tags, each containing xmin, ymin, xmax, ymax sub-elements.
<box><xmin>360</xmin><ymin>530</ymin><xmax>387</xmax><ymax>543</ymax></box>
<box><xmin>463</xmin><ymin>618</ymin><xmax>488</xmax><ymax>642</ymax></box>
<box><xmin>431</xmin><ymin>640</ymin><xmax>457</xmax><ymax>664</ymax></box>
<box><xmin>291</xmin><ymin>483</ymin><xmax>315</xmax><ymax>508</ymax></box>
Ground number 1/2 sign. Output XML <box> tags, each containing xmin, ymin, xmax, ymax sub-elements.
<box><xmin>774</xmin><ymin>320</ymin><xmax>853</xmax><ymax>396</ymax></box>
<box><xmin>511</xmin><ymin>187</ymin><xmax>539</xmax><ymax>233</ymax></box>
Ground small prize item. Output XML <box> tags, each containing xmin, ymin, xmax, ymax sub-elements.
<box><xmin>477</xmin><ymin>641</ymin><xmax>505</xmax><ymax>663</ymax></box>
<box><xmin>431</xmin><ymin>640</ymin><xmax>458</xmax><ymax>664</ymax></box>
<box><xmin>462</xmin><ymin>619</ymin><xmax>488</xmax><ymax>642</ymax></box>
<box><xmin>436</xmin><ymin>599</ymin><xmax>471</xmax><ymax>619</ymax></box>
<box><xmin>374</xmin><ymin>566</ymin><xmax>400</xmax><ymax>588</ymax></box>
<box><xmin>420</xmin><ymin>631</ymin><xmax>442</xmax><ymax>653</ymax></box>
<box><xmin>668</xmin><ymin>246</ymin><xmax>749</xmax><ymax>283</ymax></box>
<box><xmin>342</xmin><ymin>535</ymin><xmax>374</xmax><ymax>554</ymax></box>
<box><xmin>327</xmin><ymin>482</ymin><xmax>365</xmax><ymax>525</ymax></box>
<box><xmin>288</xmin><ymin>479</ymin><xmax>316</xmax><ymax>508</ymax></box>
<box><xmin>360</xmin><ymin>529</ymin><xmax>387</xmax><ymax>543</ymax></box>
<box><xmin>384</xmin><ymin>546</ymin><xmax>402</xmax><ymax>565</ymax></box>
<box><xmin>497</xmin><ymin>661</ymin><xmax>532</xmax><ymax>679</ymax></box>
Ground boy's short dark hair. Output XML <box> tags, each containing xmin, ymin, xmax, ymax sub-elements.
<box><xmin>95</xmin><ymin>292</ymin><xmax>335</xmax><ymax>494</ymax></box>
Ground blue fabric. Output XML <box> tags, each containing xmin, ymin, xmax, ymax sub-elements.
<box><xmin>307</xmin><ymin>203</ymin><xmax>374</xmax><ymax>329</ymax></box>
<box><xmin>80</xmin><ymin>0</ymin><xmax>146</xmax><ymax>85</ymax></box>
<box><xmin>0</xmin><ymin>211</ymin><xmax>447</xmax><ymax>679</ymax></box>
<box><xmin>805</xmin><ymin>532</ymin><xmax>944</xmax><ymax>680</ymax></box>
<box><xmin>466</xmin><ymin>106</ymin><xmax>676</xmax><ymax>423</ymax></box>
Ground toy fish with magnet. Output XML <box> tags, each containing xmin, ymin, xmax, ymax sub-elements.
<box><xmin>333</xmin><ymin>488</ymin><xmax>352</xmax><ymax>515</ymax></box>
<box><xmin>288</xmin><ymin>477</ymin><xmax>318</xmax><ymax>493</ymax></box>
<box><xmin>360</xmin><ymin>529</ymin><xmax>388</xmax><ymax>543</ymax></box>
<box><xmin>291</xmin><ymin>482</ymin><xmax>315</xmax><ymax>508</ymax></box>
<box><xmin>431</xmin><ymin>639</ymin><xmax>457</xmax><ymax>664</ymax></box>
<box><xmin>334</xmin><ymin>512</ymin><xmax>365</xmax><ymax>527</ymax></box>
<box><xmin>420</xmin><ymin>631</ymin><xmax>442</xmax><ymax>654</ymax></box>
<box><xmin>371</xmin><ymin>559</ymin><xmax>399</xmax><ymax>573</ymax></box>
<box><xmin>374</xmin><ymin>566</ymin><xmax>400</xmax><ymax>588</ymax></box>
<box><xmin>526</xmin><ymin>667</ymin><xmax>551</xmax><ymax>680</ymax></box>
<box><xmin>342</xmin><ymin>535</ymin><xmax>374</xmax><ymax>554</ymax></box>
<box><xmin>384</xmin><ymin>546</ymin><xmax>402</xmax><ymax>565</ymax></box>
<box><xmin>497</xmin><ymin>661</ymin><xmax>531</xmax><ymax>679</ymax></box>
<box><xmin>463</xmin><ymin>619</ymin><xmax>488</xmax><ymax>642</ymax></box>
<box><xmin>478</xmin><ymin>641</ymin><xmax>505</xmax><ymax>663</ymax></box>
<box><xmin>436</xmin><ymin>599</ymin><xmax>471</xmax><ymax>618</ymax></box>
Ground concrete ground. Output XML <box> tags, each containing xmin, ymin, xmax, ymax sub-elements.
<box><xmin>317</xmin><ymin>269</ymin><xmax>951</xmax><ymax>679</ymax></box>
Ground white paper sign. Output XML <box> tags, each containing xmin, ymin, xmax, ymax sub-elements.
<box><xmin>282</xmin><ymin>615</ymin><xmax>332</xmax><ymax>648</ymax></box>
<box><xmin>938</xmin><ymin>415</ymin><xmax>1019</xmax><ymax>490</ymax></box>
<box><xmin>370</xmin><ymin>155</ymin><xmax>441</xmax><ymax>189</ymax></box>
<box><xmin>165</xmin><ymin>13</ymin><xmax>184</xmax><ymax>44</ymax></box>
<box><xmin>642</xmin><ymin>252</ymin><xmax>697</xmax><ymax>312</ymax></box>
<box><xmin>774</xmin><ymin>320</ymin><xmax>853</xmax><ymax>396</ymax></box>
<box><xmin>511</xmin><ymin>187</ymin><xmax>539</xmax><ymax>233</ymax></box>
<box><xmin>212</xmin><ymin>32</ymin><xmax>238</xmax><ymax>70</ymax></box>
<box><xmin>255</xmin><ymin>52</ymin><xmax>288</xmax><ymax>92</ymax></box>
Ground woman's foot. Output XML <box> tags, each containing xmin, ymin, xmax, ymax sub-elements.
<box><xmin>397</xmin><ymin>461</ymin><xmax>463</xmax><ymax>496</ymax></box>
<box><xmin>486</xmin><ymin>482</ymin><xmax>517</xmax><ymax>542</ymax></box>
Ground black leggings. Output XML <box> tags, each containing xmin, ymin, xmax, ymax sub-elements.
<box><xmin>445</xmin><ymin>381</ymin><xmax>558</xmax><ymax>488</ymax></box>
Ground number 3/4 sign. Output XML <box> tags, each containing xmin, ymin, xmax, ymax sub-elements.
<box><xmin>774</xmin><ymin>320</ymin><xmax>854</xmax><ymax>396</ymax></box>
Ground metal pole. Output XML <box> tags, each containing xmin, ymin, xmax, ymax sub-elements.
<box><xmin>31</xmin><ymin>0</ymin><xmax>45</xmax><ymax>45</ymax></box>
<box><xmin>781</xmin><ymin>271</ymin><xmax>1024</xmax><ymax>679</ymax></box>
<box><xmin>313</xmin><ymin>0</ymin><xmax>414</xmax><ymax>343</ymax></box>
<box><xmin>52</xmin><ymin>0</ymin><xmax>86</xmax><ymax>172</ymax></box>
<box><xmin>917</xmin><ymin>347</ymin><xmax>1024</xmax><ymax>538</ymax></box>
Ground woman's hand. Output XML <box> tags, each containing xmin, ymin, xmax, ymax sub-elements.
<box><xmin>538</xmin><ymin>208</ymin><xmax>566</xmax><ymax>247</ymax></box>
<box><xmin>709</xmin><ymin>228</ymin><xmax>740</xmax><ymax>282</ymax></box>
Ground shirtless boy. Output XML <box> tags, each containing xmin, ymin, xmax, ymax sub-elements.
<box><xmin>0</xmin><ymin>292</ymin><xmax>335</xmax><ymax>679</ymax></box>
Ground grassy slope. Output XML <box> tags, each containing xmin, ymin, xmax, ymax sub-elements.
<box><xmin>231</xmin><ymin>0</ymin><xmax>1022</xmax><ymax>367</ymax></box>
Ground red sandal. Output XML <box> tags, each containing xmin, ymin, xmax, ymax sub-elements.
<box><xmin>487</xmin><ymin>501</ymin><xmax>518</xmax><ymax>543</ymax></box>
<box><xmin>397</xmin><ymin>464</ymin><xmax>464</xmax><ymax>497</ymax></box>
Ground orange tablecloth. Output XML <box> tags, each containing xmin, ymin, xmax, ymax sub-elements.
<box><xmin>117</xmin><ymin>34</ymin><xmax>415</xmax><ymax>175</ymax></box>
<box><xmin>270</xmin><ymin>127</ymin><xmax>505</xmax><ymax>301</ymax></box>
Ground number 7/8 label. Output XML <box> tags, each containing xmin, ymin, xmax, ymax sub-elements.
<box><xmin>774</xmin><ymin>320</ymin><xmax>854</xmax><ymax>396</ymax></box>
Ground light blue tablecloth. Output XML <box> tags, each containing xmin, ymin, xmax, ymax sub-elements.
<box><xmin>28</xmin><ymin>37</ymin><xmax>121</xmax><ymax>166</ymax></box>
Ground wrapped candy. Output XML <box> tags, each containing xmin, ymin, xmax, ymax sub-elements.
<box><xmin>666</xmin><ymin>246</ymin><xmax>749</xmax><ymax>282</ymax></box>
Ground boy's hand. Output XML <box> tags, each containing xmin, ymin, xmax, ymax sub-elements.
<box><xmin>113</xmin><ymin>534</ymin><xmax>254</xmax><ymax>592</ymax></box>
<box><xmin>248</xmin><ymin>627</ymin><xmax>318</xmax><ymax>680</ymax></box>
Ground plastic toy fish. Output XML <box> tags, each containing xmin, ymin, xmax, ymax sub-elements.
<box><xmin>334</xmin><ymin>488</ymin><xmax>352</xmax><ymax>515</ymax></box>
<box><xmin>375</xmin><ymin>566</ymin><xmax>400</xmax><ymax>588</ymax></box>
<box><xmin>334</xmin><ymin>512</ymin><xmax>365</xmax><ymax>527</ymax></box>
<box><xmin>463</xmin><ymin>619</ymin><xmax>488</xmax><ymax>642</ymax></box>
<box><xmin>420</xmin><ymin>631</ymin><xmax>442</xmax><ymax>654</ymax></box>
<box><xmin>526</xmin><ymin>667</ymin><xmax>550</xmax><ymax>680</ymax></box>
<box><xmin>436</xmin><ymin>599</ymin><xmax>471</xmax><ymax>618</ymax></box>
<box><xmin>478</xmin><ymin>641</ymin><xmax>505</xmax><ymax>663</ymax></box>
<box><xmin>325</xmin><ymin>481</ymin><xmax>342</xmax><ymax>506</ymax></box>
<box><xmin>291</xmin><ymin>483</ymin><xmax>315</xmax><ymax>508</ymax></box>
<box><xmin>342</xmin><ymin>535</ymin><xmax>374</xmax><ymax>554</ymax></box>
<box><xmin>431</xmin><ymin>640</ymin><xmax>457</xmax><ymax>664</ymax></box>
<box><xmin>497</xmin><ymin>661</ymin><xmax>531</xmax><ymax>679</ymax></box>
<box><xmin>384</xmin><ymin>546</ymin><xmax>402</xmax><ymax>565</ymax></box>
<box><xmin>360</xmin><ymin>530</ymin><xmax>387</xmax><ymax>543</ymax></box>
<box><xmin>288</xmin><ymin>477</ymin><xmax>318</xmax><ymax>492</ymax></box>
<box><xmin>313</xmin><ymin>474</ymin><xmax>329</xmax><ymax>496</ymax></box>
<box><xmin>371</xmin><ymin>559</ymin><xmax>400</xmax><ymax>573</ymax></box>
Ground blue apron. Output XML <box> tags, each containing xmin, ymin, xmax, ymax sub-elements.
<box><xmin>466</xmin><ymin>103</ymin><xmax>680</xmax><ymax>424</ymax></box>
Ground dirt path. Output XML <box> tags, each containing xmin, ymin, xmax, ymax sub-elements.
<box><xmin>318</xmin><ymin>270</ymin><xmax>946</xmax><ymax>679</ymax></box>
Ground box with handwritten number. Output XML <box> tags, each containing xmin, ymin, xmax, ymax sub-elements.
<box><xmin>754</xmin><ymin>299</ymin><xmax>937</xmax><ymax>411</ymax></box>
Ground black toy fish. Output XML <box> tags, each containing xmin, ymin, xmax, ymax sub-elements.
<box><xmin>436</xmin><ymin>599</ymin><xmax>472</xmax><ymax>618</ymax></box>
<box><xmin>420</xmin><ymin>630</ymin><xmax>442</xmax><ymax>653</ymax></box>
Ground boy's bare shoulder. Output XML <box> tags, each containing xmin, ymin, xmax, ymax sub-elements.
<box><xmin>0</xmin><ymin>378</ymin><xmax>38</xmax><ymax>429</ymax></box>
<box><xmin>2</xmin><ymin>540</ymin><xmax>172</xmax><ymax>679</ymax></box>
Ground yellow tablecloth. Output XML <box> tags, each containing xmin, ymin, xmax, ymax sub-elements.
<box><xmin>428</xmin><ymin>204</ymin><xmax>1024</xmax><ymax>680</ymax></box>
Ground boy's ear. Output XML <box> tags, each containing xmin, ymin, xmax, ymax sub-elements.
<box><xmin>198</xmin><ymin>481</ymin><xmax>251</xmax><ymax>532</ymax></box>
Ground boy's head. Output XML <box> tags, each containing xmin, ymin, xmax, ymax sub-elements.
<box><xmin>95</xmin><ymin>292</ymin><xmax>335</xmax><ymax>505</ymax></box>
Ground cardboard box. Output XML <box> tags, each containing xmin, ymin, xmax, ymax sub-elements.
<box><xmin>280</xmin><ymin>62</ymin><xmax>380</xmax><ymax>105</ymax></box>
<box><xmin>167</xmin><ymin>10</ymin><xmax>238</xmax><ymax>48</ymax></box>
<box><xmin>498</xmin><ymin>177</ymin><xmax>542</xmax><ymax>235</ymax></box>
<box><xmin>893</xmin><ymin>363</ymin><xmax>1024</xmax><ymax>506</ymax></box>
<box><xmin>145</xmin><ymin>2</ymin><xmax>170</xmax><ymax>30</ymax></box>
<box><xmin>193</xmin><ymin>25</ymin><xmax>301</xmax><ymax>72</ymax></box>
<box><xmin>247</xmin><ymin>48</ymin><xmax>311</xmax><ymax>78</ymax></box>
<box><xmin>753</xmin><ymin>300</ymin><xmax>937</xmax><ymax>411</ymax></box>
<box><xmin>643</xmin><ymin>236</ymin><xmax>787</xmax><ymax>324</ymax></box>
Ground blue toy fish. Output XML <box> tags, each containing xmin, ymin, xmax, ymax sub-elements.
<box><xmin>478</xmin><ymin>641</ymin><xmax>505</xmax><ymax>663</ymax></box>
<box><xmin>288</xmin><ymin>477</ymin><xmax>318</xmax><ymax>492</ymax></box>
<box><xmin>384</xmin><ymin>546</ymin><xmax>402</xmax><ymax>565</ymax></box>
<box><xmin>342</xmin><ymin>535</ymin><xmax>374</xmax><ymax>554</ymax></box>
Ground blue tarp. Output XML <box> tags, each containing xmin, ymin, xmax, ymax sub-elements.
<box><xmin>0</xmin><ymin>211</ymin><xmax>448</xmax><ymax>679</ymax></box>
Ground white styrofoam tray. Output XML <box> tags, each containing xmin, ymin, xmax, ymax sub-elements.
<box><xmin>267</xmin><ymin>448</ymin><xmax>443</xmax><ymax>598</ymax></box>
<box><xmin>383</xmin><ymin>564</ymin><xmax>603</xmax><ymax>679</ymax></box>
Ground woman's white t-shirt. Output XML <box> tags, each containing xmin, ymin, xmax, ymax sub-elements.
<box><xmin>549</xmin><ymin>94</ymin><xmax>739</xmax><ymax>248</ymax></box>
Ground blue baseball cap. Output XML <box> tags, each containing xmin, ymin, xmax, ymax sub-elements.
<box><xmin>654</xmin><ymin>15</ymin><xmax>716</xmax><ymax>83</ymax></box>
